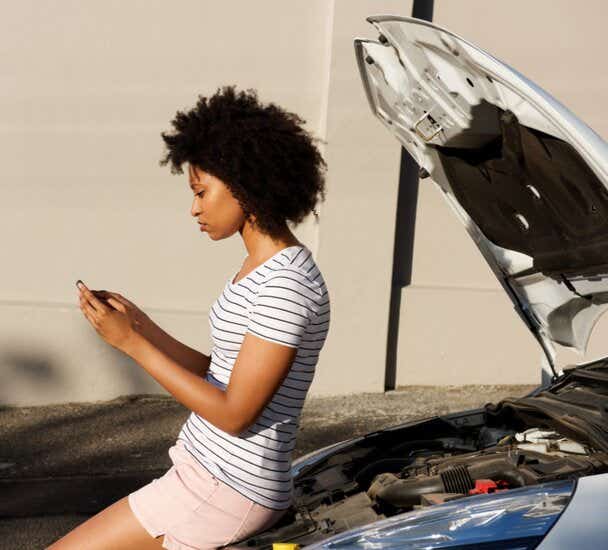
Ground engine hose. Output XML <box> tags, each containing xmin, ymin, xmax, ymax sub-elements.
<box><xmin>368</xmin><ymin>457</ymin><xmax>531</xmax><ymax>508</ymax></box>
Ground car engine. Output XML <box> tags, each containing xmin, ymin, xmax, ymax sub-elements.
<box><xmin>366</xmin><ymin>427</ymin><xmax>601</xmax><ymax>512</ymax></box>
<box><xmin>231</xmin><ymin>362</ymin><xmax>608</xmax><ymax>548</ymax></box>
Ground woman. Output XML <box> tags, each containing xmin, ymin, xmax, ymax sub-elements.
<box><xmin>49</xmin><ymin>85</ymin><xmax>330</xmax><ymax>549</ymax></box>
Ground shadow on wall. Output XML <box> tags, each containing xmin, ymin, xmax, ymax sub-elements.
<box><xmin>0</xmin><ymin>334</ymin><xmax>167</xmax><ymax>408</ymax></box>
<box><xmin>0</xmin><ymin>350</ymin><xmax>65</xmax><ymax>405</ymax></box>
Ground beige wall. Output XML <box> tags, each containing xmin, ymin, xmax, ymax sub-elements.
<box><xmin>1</xmin><ymin>0</ymin><xmax>606</xmax><ymax>406</ymax></box>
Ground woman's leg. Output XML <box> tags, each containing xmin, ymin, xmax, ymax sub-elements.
<box><xmin>46</xmin><ymin>496</ymin><xmax>165</xmax><ymax>550</ymax></box>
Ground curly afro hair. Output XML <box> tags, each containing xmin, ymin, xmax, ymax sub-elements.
<box><xmin>159</xmin><ymin>85</ymin><xmax>327</xmax><ymax>237</ymax></box>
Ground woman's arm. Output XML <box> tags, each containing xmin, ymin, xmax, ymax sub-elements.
<box><xmin>142</xmin><ymin>320</ymin><xmax>211</xmax><ymax>378</ymax></box>
<box><xmin>84</xmin><ymin>288</ymin><xmax>211</xmax><ymax>377</ymax></box>
<box><xmin>122</xmin><ymin>330</ymin><xmax>297</xmax><ymax>436</ymax></box>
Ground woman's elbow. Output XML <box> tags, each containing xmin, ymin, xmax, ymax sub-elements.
<box><xmin>226</xmin><ymin>414</ymin><xmax>255</xmax><ymax>437</ymax></box>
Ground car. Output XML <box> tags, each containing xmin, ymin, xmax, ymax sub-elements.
<box><xmin>227</xmin><ymin>15</ymin><xmax>608</xmax><ymax>549</ymax></box>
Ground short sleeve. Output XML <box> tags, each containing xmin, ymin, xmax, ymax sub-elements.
<box><xmin>246</xmin><ymin>270</ymin><xmax>319</xmax><ymax>348</ymax></box>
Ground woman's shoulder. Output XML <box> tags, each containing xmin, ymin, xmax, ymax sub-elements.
<box><xmin>263</xmin><ymin>261</ymin><xmax>326</xmax><ymax>301</ymax></box>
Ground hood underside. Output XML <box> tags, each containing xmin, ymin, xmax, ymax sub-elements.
<box><xmin>354</xmin><ymin>16</ymin><xmax>608</xmax><ymax>375</ymax></box>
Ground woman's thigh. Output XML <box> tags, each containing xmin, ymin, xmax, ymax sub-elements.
<box><xmin>46</xmin><ymin>495</ymin><xmax>165</xmax><ymax>550</ymax></box>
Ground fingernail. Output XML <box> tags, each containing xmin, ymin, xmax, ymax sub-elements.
<box><xmin>76</xmin><ymin>280</ymin><xmax>83</xmax><ymax>289</ymax></box>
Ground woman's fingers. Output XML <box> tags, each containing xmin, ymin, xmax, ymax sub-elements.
<box><xmin>113</xmin><ymin>293</ymin><xmax>136</xmax><ymax>308</ymax></box>
<box><xmin>80</xmin><ymin>286</ymin><xmax>107</xmax><ymax>314</ymax></box>
<box><xmin>91</xmin><ymin>290</ymin><xmax>134</xmax><ymax>311</ymax></box>
<box><xmin>81</xmin><ymin>306</ymin><xmax>92</xmax><ymax>325</ymax></box>
<box><xmin>105</xmin><ymin>297</ymin><xmax>126</xmax><ymax>313</ymax></box>
<box><xmin>111</xmin><ymin>293</ymin><xmax>131</xmax><ymax>306</ymax></box>
<box><xmin>80</xmin><ymin>296</ymin><xmax>99</xmax><ymax>324</ymax></box>
<box><xmin>94</xmin><ymin>290</ymin><xmax>133</xmax><ymax>308</ymax></box>
<box><xmin>87</xmin><ymin>289</ymin><xmax>144</xmax><ymax>326</ymax></box>
<box><xmin>91</xmin><ymin>291</ymin><xmax>114</xmax><ymax>308</ymax></box>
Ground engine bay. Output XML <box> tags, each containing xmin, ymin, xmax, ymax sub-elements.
<box><xmin>231</xmin><ymin>360</ymin><xmax>608</xmax><ymax>548</ymax></box>
<box><xmin>366</xmin><ymin>428</ymin><xmax>601</xmax><ymax>512</ymax></box>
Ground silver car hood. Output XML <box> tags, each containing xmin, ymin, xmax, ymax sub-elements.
<box><xmin>355</xmin><ymin>16</ymin><xmax>608</xmax><ymax>376</ymax></box>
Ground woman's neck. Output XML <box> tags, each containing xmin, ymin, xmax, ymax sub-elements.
<box><xmin>239</xmin><ymin>220</ymin><xmax>302</xmax><ymax>264</ymax></box>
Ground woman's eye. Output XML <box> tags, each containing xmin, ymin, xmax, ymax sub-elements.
<box><xmin>195</xmin><ymin>191</ymin><xmax>204</xmax><ymax>198</ymax></box>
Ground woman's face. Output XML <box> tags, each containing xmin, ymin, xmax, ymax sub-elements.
<box><xmin>188</xmin><ymin>164</ymin><xmax>250</xmax><ymax>240</ymax></box>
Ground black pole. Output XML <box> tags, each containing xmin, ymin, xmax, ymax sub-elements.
<box><xmin>384</xmin><ymin>0</ymin><xmax>434</xmax><ymax>391</ymax></box>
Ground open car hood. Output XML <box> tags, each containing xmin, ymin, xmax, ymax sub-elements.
<box><xmin>354</xmin><ymin>16</ymin><xmax>608</xmax><ymax>378</ymax></box>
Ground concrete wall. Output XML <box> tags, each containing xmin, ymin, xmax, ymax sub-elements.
<box><xmin>2</xmin><ymin>0</ymin><xmax>606</xmax><ymax>406</ymax></box>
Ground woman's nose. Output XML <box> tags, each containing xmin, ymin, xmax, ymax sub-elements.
<box><xmin>190</xmin><ymin>198</ymin><xmax>199</xmax><ymax>217</ymax></box>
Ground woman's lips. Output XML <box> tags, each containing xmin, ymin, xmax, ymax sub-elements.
<box><xmin>199</xmin><ymin>223</ymin><xmax>208</xmax><ymax>232</ymax></box>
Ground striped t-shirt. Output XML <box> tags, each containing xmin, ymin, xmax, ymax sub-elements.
<box><xmin>176</xmin><ymin>244</ymin><xmax>330</xmax><ymax>510</ymax></box>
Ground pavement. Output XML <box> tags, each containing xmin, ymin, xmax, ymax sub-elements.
<box><xmin>0</xmin><ymin>384</ymin><xmax>536</xmax><ymax>549</ymax></box>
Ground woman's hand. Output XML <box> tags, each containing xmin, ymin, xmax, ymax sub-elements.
<box><xmin>88</xmin><ymin>287</ymin><xmax>156</xmax><ymax>337</ymax></box>
<box><xmin>77</xmin><ymin>281</ymin><xmax>150</xmax><ymax>352</ymax></box>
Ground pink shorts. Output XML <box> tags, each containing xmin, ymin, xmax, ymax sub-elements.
<box><xmin>128</xmin><ymin>439</ymin><xmax>289</xmax><ymax>549</ymax></box>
